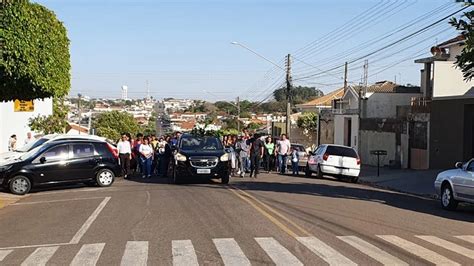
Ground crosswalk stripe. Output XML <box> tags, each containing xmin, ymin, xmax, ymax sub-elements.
<box><xmin>172</xmin><ymin>240</ymin><xmax>199</xmax><ymax>266</ymax></box>
<box><xmin>338</xmin><ymin>236</ymin><xmax>408</xmax><ymax>266</ymax></box>
<box><xmin>21</xmin><ymin>246</ymin><xmax>59</xmax><ymax>266</ymax></box>
<box><xmin>456</xmin><ymin>235</ymin><xmax>474</xmax><ymax>244</ymax></box>
<box><xmin>120</xmin><ymin>241</ymin><xmax>148</xmax><ymax>266</ymax></box>
<box><xmin>70</xmin><ymin>243</ymin><xmax>105</xmax><ymax>266</ymax></box>
<box><xmin>0</xmin><ymin>250</ymin><xmax>13</xmax><ymax>261</ymax></box>
<box><xmin>213</xmin><ymin>238</ymin><xmax>251</xmax><ymax>266</ymax></box>
<box><xmin>416</xmin><ymin>235</ymin><xmax>474</xmax><ymax>259</ymax></box>
<box><xmin>297</xmin><ymin>236</ymin><xmax>357</xmax><ymax>266</ymax></box>
<box><xmin>378</xmin><ymin>235</ymin><xmax>460</xmax><ymax>266</ymax></box>
<box><xmin>255</xmin><ymin>237</ymin><xmax>303</xmax><ymax>266</ymax></box>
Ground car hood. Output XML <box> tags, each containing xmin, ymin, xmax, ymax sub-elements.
<box><xmin>0</xmin><ymin>151</ymin><xmax>22</xmax><ymax>163</ymax></box>
<box><xmin>179</xmin><ymin>150</ymin><xmax>225</xmax><ymax>157</ymax></box>
<box><xmin>436</xmin><ymin>169</ymin><xmax>460</xmax><ymax>180</ymax></box>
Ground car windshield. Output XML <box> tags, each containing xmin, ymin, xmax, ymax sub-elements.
<box><xmin>19</xmin><ymin>145</ymin><xmax>44</xmax><ymax>161</ymax></box>
<box><xmin>326</xmin><ymin>146</ymin><xmax>358</xmax><ymax>158</ymax></box>
<box><xmin>180</xmin><ymin>136</ymin><xmax>223</xmax><ymax>151</ymax></box>
<box><xmin>15</xmin><ymin>137</ymin><xmax>49</xmax><ymax>152</ymax></box>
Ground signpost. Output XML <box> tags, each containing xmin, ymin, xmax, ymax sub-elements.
<box><xmin>370</xmin><ymin>150</ymin><xmax>387</xmax><ymax>177</ymax></box>
<box><xmin>14</xmin><ymin>100</ymin><xmax>34</xmax><ymax>112</ymax></box>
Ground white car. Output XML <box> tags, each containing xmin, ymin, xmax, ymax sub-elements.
<box><xmin>305</xmin><ymin>144</ymin><xmax>361</xmax><ymax>183</ymax></box>
<box><xmin>434</xmin><ymin>159</ymin><xmax>474</xmax><ymax>210</ymax></box>
<box><xmin>0</xmin><ymin>134</ymin><xmax>113</xmax><ymax>163</ymax></box>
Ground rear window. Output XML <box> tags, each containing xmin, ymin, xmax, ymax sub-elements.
<box><xmin>326</xmin><ymin>146</ymin><xmax>358</xmax><ymax>158</ymax></box>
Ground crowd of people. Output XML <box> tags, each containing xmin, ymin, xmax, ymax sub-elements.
<box><xmin>116</xmin><ymin>132</ymin><xmax>182</xmax><ymax>179</ymax></box>
<box><xmin>222</xmin><ymin>130</ymin><xmax>298</xmax><ymax>178</ymax></box>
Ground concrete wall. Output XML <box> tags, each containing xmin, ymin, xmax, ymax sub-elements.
<box><xmin>0</xmin><ymin>98</ymin><xmax>53</xmax><ymax>152</ymax></box>
<box><xmin>365</xmin><ymin>93</ymin><xmax>421</xmax><ymax>118</ymax></box>
<box><xmin>334</xmin><ymin>114</ymin><xmax>359</xmax><ymax>151</ymax></box>
<box><xmin>359</xmin><ymin>130</ymin><xmax>396</xmax><ymax>166</ymax></box>
<box><xmin>433</xmin><ymin>61</ymin><xmax>474</xmax><ymax>98</ymax></box>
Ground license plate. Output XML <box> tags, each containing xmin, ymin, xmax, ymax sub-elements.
<box><xmin>197</xmin><ymin>169</ymin><xmax>211</xmax><ymax>174</ymax></box>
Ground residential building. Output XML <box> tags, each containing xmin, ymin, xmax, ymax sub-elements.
<box><xmin>161</xmin><ymin>99</ymin><xmax>194</xmax><ymax>113</ymax></box>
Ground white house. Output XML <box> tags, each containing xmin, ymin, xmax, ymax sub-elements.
<box><xmin>0</xmin><ymin>98</ymin><xmax>53</xmax><ymax>152</ymax></box>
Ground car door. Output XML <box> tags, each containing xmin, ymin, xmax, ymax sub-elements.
<box><xmin>455</xmin><ymin>160</ymin><xmax>474</xmax><ymax>201</ymax></box>
<box><xmin>31</xmin><ymin>144</ymin><xmax>70</xmax><ymax>184</ymax></box>
<box><xmin>67</xmin><ymin>143</ymin><xmax>97</xmax><ymax>181</ymax></box>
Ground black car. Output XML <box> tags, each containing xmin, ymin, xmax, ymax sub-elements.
<box><xmin>0</xmin><ymin>139</ymin><xmax>122</xmax><ymax>195</ymax></box>
<box><xmin>171</xmin><ymin>134</ymin><xmax>231</xmax><ymax>184</ymax></box>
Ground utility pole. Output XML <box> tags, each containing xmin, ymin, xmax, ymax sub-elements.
<box><xmin>343</xmin><ymin>62</ymin><xmax>348</xmax><ymax>92</ymax></box>
<box><xmin>236</xmin><ymin>96</ymin><xmax>241</xmax><ymax>133</ymax></box>
<box><xmin>286</xmin><ymin>54</ymin><xmax>292</xmax><ymax>139</ymax></box>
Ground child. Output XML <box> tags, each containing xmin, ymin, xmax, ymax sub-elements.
<box><xmin>291</xmin><ymin>147</ymin><xmax>299</xmax><ymax>176</ymax></box>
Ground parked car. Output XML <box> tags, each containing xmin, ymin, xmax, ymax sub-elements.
<box><xmin>305</xmin><ymin>144</ymin><xmax>361</xmax><ymax>183</ymax></box>
<box><xmin>434</xmin><ymin>160</ymin><xmax>474</xmax><ymax>210</ymax></box>
<box><xmin>0</xmin><ymin>139</ymin><xmax>121</xmax><ymax>195</ymax></box>
<box><xmin>0</xmin><ymin>134</ymin><xmax>116</xmax><ymax>163</ymax></box>
<box><xmin>171</xmin><ymin>134</ymin><xmax>231</xmax><ymax>184</ymax></box>
<box><xmin>286</xmin><ymin>144</ymin><xmax>309</xmax><ymax>171</ymax></box>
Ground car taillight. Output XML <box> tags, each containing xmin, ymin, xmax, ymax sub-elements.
<box><xmin>357</xmin><ymin>158</ymin><xmax>361</xmax><ymax>165</ymax></box>
<box><xmin>107</xmin><ymin>144</ymin><xmax>119</xmax><ymax>159</ymax></box>
<box><xmin>323</xmin><ymin>153</ymin><xmax>329</xmax><ymax>161</ymax></box>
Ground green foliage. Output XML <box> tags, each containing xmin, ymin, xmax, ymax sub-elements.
<box><xmin>29</xmin><ymin>98</ymin><xmax>69</xmax><ymax>134</ymax></box>
<box><xmin>450</xmin><ymin>9</ymin><xmax>474</xmax><ymax>81</ymax></box>
<box><xmin>297</xmin><ymin>112</ymin><xmax>318</xmax><ymax>131</ymax></box>
<box><xmin>92</xmin><ymin>111</ymin><xmax>140</xmax><ymax>141</ymax></box>
<box><xmin>190</xmin><ymin>127</ymin><xmax>221</xmax><ymax>137</ymax></box>
<box><xmin>0</xmin><ymin>0</ymin><xmax>71</xmax><ymax>101</ymax></box>
<box><xmin>247</xmin><ymin>122</ymin><xmax>261</xmax><ymax>130</ymax></box>
<box><xmin>223</xmin><ymin>118</ymin><xmax>244</xmax><ymax>130</ymax></box>
<box><xmin>273</xmin><ymin>86</ymin><xmax>324</xmax><ymax>104</ymax></box>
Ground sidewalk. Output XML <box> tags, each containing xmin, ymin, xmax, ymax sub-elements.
<box><xmin>359</xmin><ymin>166</ymin><xmax>442</xmax><ymax>198</ymax></box>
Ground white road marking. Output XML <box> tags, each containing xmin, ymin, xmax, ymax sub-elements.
<box><xmin>70</xmin><ymin>243</ymin><xmax>105</xmax><ymax>266</ymax></box>
<box><xmin>416</xmin><ymin>235</ymin><xmax>474</xmax><ymax>259</ymax></box>
<box><xmin>11</xmin><ymin>197</ymin><xmax>105</xmax><ymax>206</ymax></box>
<box><xmin>69</xmin><ymin>197</ymin><xmax>111</xmax><ymax>244</ymax></box>
<box><xmin>21</xmin><ymin>246</ymin><xmax>59</xmax><ymax>266</ymax></box>
<box><xmin>338</xmin><ymin>236</ymin><xmax>408</xmax><ymax>266</ymax></box>
<box><xmin>0</xmin><ymin>243</ymin><xmax>71</xmax><ymax>251</ymax></box>
<box><xmin>297</xmin><ymin>236</ymin><xmax>357</xmax><ymax>266</ymax></box>
<box><xmin>456</xmin><ymin>235</ymin><xmax>474</xmax><ymax>244</ymax></box>
<box><xmin>255</xmin><ymin>237</ymin><xmax>303</xmax><ymax>266</ymax></box>
<box><xmin>172</xmin><ymin>240</ymin><xmax>199</xmax><ymax>266</ymax></box>
<box><xmin>378</xmin><ymin>235</ymin><xmax>460</xmax><ymax>266</ymax></box>
<box><xmin>120</xmin><ymin>241</ymin><xmax>148</xmax><ymax>266</ymax></box>
<box><xmin>0</xmin><ymin>250</ymin><xmax>12</xmax><ymax>261</ymax></box>
<box><xmin>213</xmin><ymin>238</ymin><xmax>251</xmax><ymax>266</ymax></box>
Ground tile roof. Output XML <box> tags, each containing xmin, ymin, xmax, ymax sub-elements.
<box><xmin>436</xmin><ymin>35</ymin><xmax>465</xmax><ymax>48</ymax></box>
<box><xmin>298</xmin><ymin>88</ymin><xmax>345</xmax><ymax>107</ymax></box>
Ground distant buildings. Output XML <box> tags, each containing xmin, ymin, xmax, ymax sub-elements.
<box><xmin>159</xmin><ymin>99</ymin><xmax>194</xmax><ymax>113</ymax></box>
<box><xmin>121</xmin><ymin>85</ymin><xmax>128</xmax><ymax>100</ymax></box>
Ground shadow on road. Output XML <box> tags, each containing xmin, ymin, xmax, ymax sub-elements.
<box><xmin>232</xmin><ymin>178</ymin><xmax>474</xmax><ymax>223</ymax></box>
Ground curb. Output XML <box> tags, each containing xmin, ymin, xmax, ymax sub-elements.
<box><xmin>0</xmin><ymin>192</ymin><xmax>26</xmax><ymax>209</ymax></box>
<box><xmin>358</xmin><ymin>180</ymin><xmax>438</xmax><ymax>200</ymax></box>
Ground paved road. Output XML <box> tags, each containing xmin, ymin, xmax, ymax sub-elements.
<box><xmin>0</xmin><ymin>173</ymin><xmax>473</xmax><ymax>265</ymax></box>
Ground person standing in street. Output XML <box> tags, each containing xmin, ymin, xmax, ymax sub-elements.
<box><xmin>249</xmin><ymin>133</ymin><xmax>264</xmax><ymax>178</ymax></box>
<box><xmin>236</xmin><ymin>135</ymin><xmax>249</xmax><ymax>177</ymax></box>
<box><xmin>276</xmin><ymin>134</ymin><xmax>291</xmax><ymax>174</ymax></box>
<box><xmin>263</xmin><ymin>136</ymin><xmax>275</xmax><ymax>173</ymax></box>
<box><xmin>24</xmin><ymin>132</ymin><xmax>35</xmax><ymax>146</ymax></box>
<box><xmin>8</xmin><ymin>135</ymin><xmax>17</xmax><ymax>151</ymax></box>
<box><xmin>117</xmin><ymin>133</ymin><xmax>132</xmax><ymax>179</ymax></box>
<box><xmin>133</xmin><ymin>133</ymin><xmax>143</xmax><ymax>174</ymax></box>
<box><xmin>139</xmin><ymin>137</ymin><xmax>154</xmax><ymax>178</ymax></box>
<box><xmin>291</xmin><ymin>147</ymin><xmax>299</xmax><ymax>176</ymax></box>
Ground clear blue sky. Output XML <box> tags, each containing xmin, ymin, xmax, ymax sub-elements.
<box><xmin>35</xmin><ymin>0</ymin><xmax>464</xmax><ymax>101</ymax></box>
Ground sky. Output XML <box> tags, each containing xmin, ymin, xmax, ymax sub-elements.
<box><xmin>34</xmin><ymin>0</ymin><xmax>466</xmax><ymax>102</ymax></box>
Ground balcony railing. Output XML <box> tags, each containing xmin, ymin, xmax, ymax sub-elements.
<box><xmin>332</xmin><ymin>108</ymin><xmax>359</xmax><ymax>115</ymax></box>
<box><xmin>410</xmin><ymin>97</ymin><xmax>431</xmax><ymax>113</ymax></box>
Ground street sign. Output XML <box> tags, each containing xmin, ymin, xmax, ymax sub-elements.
<box><xmin>14</xmin><ymin>100</ymin><xmax>34</xmax><ymax>112</ymax></box>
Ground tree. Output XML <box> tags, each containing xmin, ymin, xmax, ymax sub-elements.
<box><xmin>297</xmin><ymin>112</ymin><xmax>318</xmax><ymax>132</ymax></box>
<box><xmin>92</xmin><ymin>111</ymin><xmax>139</xmax><ymax>141</ymax></box>
<box><xmin>0</xmin><ymin>0</ymin><xmax>71</xmax><ymax>102</ymax></box>
<box><xmin>29</xmin><ymin>98</ymin><xmax>69</xmax><ymax>134</ymax></box>
<box><xmin>273</xmin><ymin>86</ymin><xmax>324</xmax><ymax>104</ymax></box>
<box><xmin>450</xmin><ymin>8</ymin><xmax>474</xmax><ymax>81</ymax></box>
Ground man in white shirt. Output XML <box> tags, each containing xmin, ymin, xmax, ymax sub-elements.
<box><xmin>276</xmin><ymin>134</ymin><xmax>291</xmax><ymax>174</ymax></box>
<box><xmin>117</xmin><ymin>134</ymin><xmax>132</xmax><ymax>178</ymax></box>
<box><xmin>24</xmin><ymin>132</ymin><xmax>35</xmax><ymax>145</ymax></box>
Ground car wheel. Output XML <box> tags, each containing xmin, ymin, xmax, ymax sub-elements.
<box><xmin>96</xmin><ymin>169</ymin><xmax>115</xmax><ymax>187</ymax></box>
<box><xmin>316</xmin><ymin>165</ymin><xmax>323</xmax><ymax>179</ymax></box>
<box><xmin>9</xmin><ymin>175</ymin><xmax>31</xmax><ymax>195</ymax></box>
<box><xmin>305</xmin><ymin>164</ymin><xmax>312</xmax><ymax>177</ymax></box>
<box><xmin>221</xmin><ymin>174</ymin><xmax>230</xmax><ymax>184</ymax></box>
<box><xmin>350</xmin><ymin>176</ymin><xmax>359</xmax><ymax>183</ymax></box>
<box><xmin>441</xmin><ymin>184</ymin><xmax>458</xmax><ymax>210</ymax></box>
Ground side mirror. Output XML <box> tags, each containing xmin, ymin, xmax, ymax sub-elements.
<box><xmin>40</xmin><ymin>157</ymin><xmax>46</xmax><ymax>164</ymax></box>
<box><xmin>455</xmin><ymin>162</ymin><xmax>463</xmax><ymax>169</ymax></box>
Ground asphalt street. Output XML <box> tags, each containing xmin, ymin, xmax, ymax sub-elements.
<box><xmin>0</xmin><ymin>173</ymin><xmax>473</xmax><ymax>265</ymax></box>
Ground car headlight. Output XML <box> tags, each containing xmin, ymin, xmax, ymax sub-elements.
<box><xmin>220</xmin><ymin>153</ymin><xmax>230</xmax><ymax>162</ymax></box>
<box><xmin>175</xmin><ymin>153</ymin><xmax>187</xmax><ymax>162</ymax></box>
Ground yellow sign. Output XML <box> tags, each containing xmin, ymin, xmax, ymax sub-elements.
<box><xmin>14</xmin><ymin>100</ymin><xmax>34</xmax><ymax>112</ymax></box>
